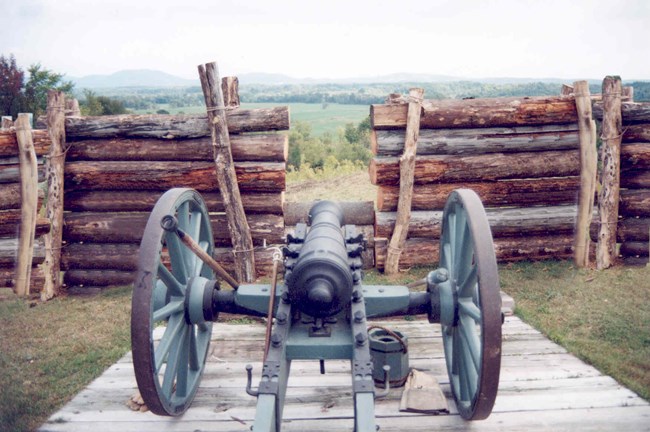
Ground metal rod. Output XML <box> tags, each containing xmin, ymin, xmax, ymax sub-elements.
<box><xmin>406</xmin><ymin>278</ymin><xmax>427</xmax><ymax>289</ymax></box>
<box><xmin>161</xmin><ymin>215</ymin><xmax>239</xmax><ymax>289</ymax></box>
<box><xmin>263</xmin><ymin>256</ymin><xmax>280</xmax><ymax>361</ymax></box>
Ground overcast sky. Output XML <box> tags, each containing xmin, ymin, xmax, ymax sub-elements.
<box><xmin>1</xmin><ymin>0</ymin><xmax>649</xmax><ymax>81</ymax></box>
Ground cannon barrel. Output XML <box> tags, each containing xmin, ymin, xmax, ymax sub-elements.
<box><xmin>285</xmin><ymin>201</ymin><xmax>354</xmax><ymax>318</ymax></box>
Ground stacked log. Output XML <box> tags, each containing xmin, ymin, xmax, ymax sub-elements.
<box><xmin>62</xmin><ymin>102</ymin><xmax>290</xmax><ymax>290</ymax></box>
<box><xmin>370</xmin><ymin>95</ymin><xmax>584</xmax><ymax>269</ymax></box>
<box><xmin>0</xmin><ymin>127</ymin><xmax>49</xmax><ymax>291</ymax></box>
<box><xmin>618</xmin><ymin>118</ymin><xmax>650</xmax><ymax>265</ymax></box>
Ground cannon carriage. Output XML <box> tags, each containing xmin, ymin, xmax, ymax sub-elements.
<box><xmin>131</xmin><ymin>187</ymin><xmax>502</xmax><ymax>431</ymax></box>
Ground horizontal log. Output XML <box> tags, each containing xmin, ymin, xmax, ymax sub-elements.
<box><xmin>377</xmin><ymin>177</ymin><xmax>580</xmax><ymax>212</ymax></box>
<box><xmin>63</xmin><ymin>212</ymin><xmax>283</xmax><ymax>246</ymax></box>
<box><xmin>0</xmin><ymin>183</ymin><xmax>22</xmax><ymax>210</ymax></box>
<box><xmin>0</xmin><ymin>266</ymin><xmax>44</xmax><ymax>290</ymax></box>
<box><xmin>369</xmin><ymin>150</ymin><xmax>580</xmax><ymax>186</ymax></box>
<box><xmin>66</xmin><ymin>134</ymin><xmax>288</xmax><ymax>162</ymax></box>
<box><xmin>620</xmin><ymin>241</ymin><xmax>649</xmax><ymax>257</ymax></box>
<box><xmin>621</xmin><ymin>170</ymin><xmax>650</xmax><ymax>189</ymax></box>
<box><xmin>63</xmin><ymin>269</ymin><xmax>135</xmax><ymax>288</ymax></box>
<box><xmin>623</xmin><ymin>124</ymin><xmax>650</xmax><ymax>143</ymax></box>
<box><xmin>621</xmin><ymin>143</ymin><xmax>650</xmax><ymax>169</ymax></box>
<box><xmin>64</xmin><ymin>161</ymin><xmax>285</xmax><ymax>193</ymax></box>
<box><xmin>374</xmin><ymin>235</ymin><xmax>576</xmax><ymax>269</ymax></box>
<box><xmin>63</xmin><ymin>107</ymin><xmax>290</xmax><ymax>139</ymax></box>
<box><xmin>0</xmin><ymin>210</ymin><xmax>50</xmax><ymax>236</ymax></box>
<box><xmin>372</xmin><ymin>125</ymin><xmax>579</xmax><ymax>156</ymax></box>
<box><xmin>593</xmin><ymin>101</ymin><xmax>650</xmax><ymax>124</ymax></box>
<box><xmin>0</xmin><ymin>164</ymin><xmax>45</xmax><ymax>183</ymax></box>
<box><xmin>212</xmin><ymin>247</ymin><xmax>279</xmax><ymax>279</ymax></box>
<box><xmin>0</xmin><ymin>238</ymin><xmax>45</xmax><ymax>267</ymax></box>
<box><xmin>61</xmin><ymin>243</ymin><xmax>139</xmax><ymax>271</ymax></box>
<box><xmin>64</xmin><ymin>190</ymin><xmax>284</xmax><ymax>215</ymax></box>
<box><xmin>617</xmin><ymin>218</ymin><xmax>650</xmax><ymax>242</ymax></box>
<box><xmin>0</xmin><ymin>129</ymin><xmax>51</xmax><ymax>157</ymax></box>
<box><xmin>622</xmin><ymin>255</ymin><xmax>649</xmax><ymax>266</ymax></box>
<box><xmin>375</xmin><ymin>205</ymin><xmax>578</xmax><ymax>239</ymax></box>
<box><xmin>283</xmin><ymin>201</ymin><xmax>375</xmax><ymax>226</ymax></box>
<box><xmin>620</xmin><ymin>189</ymin><xmax>650</xmax><ymax>217</ymax></box>
<box><xmin>371</xmin><ymin>96</ymin><xmax>577</xmax><ymax>130</ymax></box>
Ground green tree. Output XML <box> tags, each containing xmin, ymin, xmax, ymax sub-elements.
<box><xmin>23</xmin><ymin>63</ymin><xmax>74</xmax><ymax>117</ymax></box>
<box><xmin>0</xmin><ymin>54</ymin><xmax>24</xmax><ymax>118</ymax></box>
<box><xmin>80</xmin><ymin>89</ymin><xmax>128</xmax><ymax>115</ymax></box>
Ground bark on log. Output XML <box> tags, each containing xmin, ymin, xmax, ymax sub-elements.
<box><xmin>42</xmin><ymin>91</ymin><xmax>68</xmax><ymax>299</ymax></box>
<box><xmin>0</xmin><ymin>238</ymin><xmax>45</xmax><ymax>267</ymax></box>
<box><xmin>0</xmin><ymin>210</ymin><xmax>50</xmax><ymax>236</ymax></box>
<box><xmin>66</xmin><ymin>134</ymin><xmax>288</xmax><ymax>162</ymax></box>
<box><xmin>597</xmin><ymin>76</ymin><xmax>623</xmax><ymax>269</ymax></box>
<box><xmin>63</xmin><ymin>270</ymin><xmax>135</xmax><ymax>288</ymax></box>
<box><xmin>212</xmin><ymin>247</ymin><xmax>278</xmax><ymax>278</ymax></box>
<box><xmin>369</xmin><ymin>150</ymin><xmax>580</xmax><ymax>186</ymax></box>
<box><xmin>613</xmin><ymin>218</ymin><xmax>650</xmax><ymax>242</ymax></box>
<box><xmin>14</xmin><ymin>114</ymin><xmax>39</xmax><ymax>296</ymax></box>
<box><xmin>0</xmin><ymin>129</ymin><xmax>51</xmax><ymax>157</ymax></box>
<box><xmin>375</xmin><ymin>205</ymin><xmax>579</xmax><ymax>239</ymax></box>
<box><xmin>62</xmin><ymin>107</ymin><xmax>290</xmax><ymax>139</ymax></box>
<box><xmin>621</xmin><ymin>143</ymin><xmax>650</xmax><ymax>169</ymax></box>
<box><xmin>593</xmin><ymin>101</ymin><xmax>650</xmax><ymax>124</ymax></box>
<box><xmin>222</xmin><ymin>77</ymin><xmax>240</xmax><ymax>108</ymax></box>
<box><xmin>621</xmin><ymin>170</ymin><xmax>650</xmax><ymax>188</ymax></box>
<box><xmin>621</xmin><ymin>256</ymin><xmax>649</xmax><ymax>266</ymax></box>
<box><xmin>0</xmin><ymin>164</ymin><xmax>45</xmax><ymax>183</ymax></box>
<box><xmin>620</xmin><ymin>189</ymin><xmax>650</xmax><ymax>217</ymax></box>
<box><xmin>0</xmin><ymin>266</ymin><xmax>44</xmax><ymax>290</ymax></box>
<box><xmin>284</xmin><ymin>201</ymin><xmax>375</xmax><ymax>226</ymax></box>
<box><xmin>372</xmin><ymin>124</ymin><xmax>580</xmax><ymax>156</ymax></box>
<box><xmin>63</xmin><ymin>212</ymin><xmax>283</xmax><ymax>245</ymax></box>
<box><xmin>65</xmin><ymin>190</ymin><xmax>284</xmax><ymax>215</ymax></box>
<box><xmin>0</xmin><ymin>183</ymin><xmax>21</xmax><ymax>210</ymax></box>
<box><xmin>375</xmin><ymin>234</ymin><xmax>576</xmax><ymax>269</ymax></box>
<box><xmin>199</xmin><ymin>61</ymin><xmax>255</xmax><ymax>283</ymax></box>
<box><xmin>385</xmin><ymin>88</ymin><xmax>424</xmax><ymax>274</ymax></box>
<box><xmin>371</xmin><ymin>96</ymin><xmax>578</xmax><ymax>130</ymax></box>
<box><xmin>573</xmin><ymin>80</ymin><xmax>598</xmax><ymax>268</ymax></box>
<box><xmin>623</xmin><ymin>124</ymin><xmax>650</xmax><ymax>143</ymax></box>
<box><xmin>65</xmin><ymin>99</ymin><xmax>81</xmax><ymax>116</ymax></box>
<box><xmin>61</xmin><ymin>243</ymin><xmax>139</xmax><ymax>271</ymax></box>
<box><xmin>64</xmin><ymin>161</ymin><xmax>286</xmax><ymax>193</ymax></box>
<box><xmin>619</xmin><ymin>241</ymin><xmax>649</xmax><ymax>257</ymax></box>
<box><xmin>1</xmin><ymin>117</ymin><xmax>12</xmax><ymax>129</ymax></box>
<box><xmin>377</xmin><ymin>177</ymin><xmax>580</xmax><ymax>212</ymax></box>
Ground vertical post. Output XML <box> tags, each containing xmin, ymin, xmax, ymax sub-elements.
<box><xmin>573</xmin><ymin>81</ymin><xmax>597</xmax><ymax>267</ymax></box>
<box><xmin>65</xmin><ymin>98</ymin><xmax>81</xmax><ymax>116</ymax></box>
<box><xmin>1</xmin><ymin>116</ymin><xmax>12</xmax><ymax>129</ymax></box>
<box><xmin>384</xmin><ymin>88</ymin><xmax>424</xmax><ymax>274</ymax></box>
<box><xmin>14</xmin><ymin>114</ymin><xmax>39</xmax><ymax>296</ymax></box>
<box><xmin>42</xmin><ymin>90</ymin><xmax>67</xmax><ymax>299</ymax></box>
<box><xmin>198</xmin><ymin>63</ymin><xmax>255</xmax><ymax>282</ymax></box>
<box><xmin>597</xmin><ymin>76</ymin><xmax>623</xmax><ymax>269</ymax></box>
<box><xmin>221</xmin><ymin>77</ymin><xmax>240</xmax><ymax>108</ymax></box>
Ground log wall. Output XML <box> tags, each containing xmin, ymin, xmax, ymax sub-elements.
<box><xmin>0</xmin><ymin>125</ymin><xmax>49</xmax><ymax>292</ymax></box>
<box><xmin>370</xmin><ymin>95</ymin><xmax>585</xmax><ymax>269</ymax></box>
<box><xmin>61</xmin><ymin>98</ymin><xmax>290</xmax><ymax>290</ymax></box>
<box><xmin>618</xmin><ymin>118</ymin><xmax>650</xmax><ymax>264</ymax></box>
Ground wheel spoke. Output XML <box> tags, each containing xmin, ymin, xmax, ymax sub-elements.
<box><xmin>165</xmin><ymin>232</ymin><xmax>188</xmax><ymax>283</ymax></box>
<box><xmin>459</xmin><ymin>315</ymin><xmax>481</xmax><ymax>372</ymax></box>
<box><xmin>157</xmin><ymin>262</ymin><xmax>185</xmax><ymax>296</ymax></box>
<box><xmin>155</xmin><ymin>313</ymin><xmax>185</xmax><ymax>372</ymax></box>
<box><xmin>177</xmin><ymin>201</ymin><xmax>191</xmax><ymax>231</ymax></box>
<box><xmin>193</xmin><ymin>241</ymin><xmax>209</xmax><ymax>277</ymax></box>
<box><xmin>458</xmin><ymin>297</ymin><xmax>481</xmax><ymax>322</ymax></box>
<box><xmin>459</xmin><ymin>329</ymin><xmax>478</xmax><ymax>399</ymax></box>
<box><xmin>443</xmin><ymin>242</ymin><xmax>453</xmax><ymax>275</ymax></box>
<box><xmin>189</xmin><ymin>327</ymin><xmax>201</xmax><ymax>371</ymax></box>
<box><xmin>175</xmin><ymin>328</ymin><xmax>191</xmax><ymax>398</ymax></box>
<box><xmin>162</xmin><ymin>324</ymin><xmax>187</xmax><ymax>396</ymax></box>
<box><xmin>453</xmin><ymin>209</ymin><xmax>467</xmax><ymax>281</ymax></box>
<box><xmin>190</xmin><ymin>211</ymin><xmax>202</xmax><ymax>244</ymax></box>
<box><xmin>153</xmin><ymin>299</ymin><xmax>184</xmax><ymax>322</ymax></box>
<box><xmin>458</xmin><ymin>265</ymin><xmax>478</xmax><ymax>298</ymax></box>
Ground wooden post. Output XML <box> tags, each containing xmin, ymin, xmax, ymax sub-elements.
<box><xmin>14</xmin><ymin>114</ymin><xmax>39</xmax><ymax>296</ymax></box>
<box><xmin>222</xmin><ymin>77</ymin><xmax>240</xmax><ymax>108</ymax></box>
<box><xmin>1</xmin><ymin>116</ymin><xmax>12</xmax><ymax>129</ymax></box>
<box><xmin>42</xmin><ymin>91</ymin><xmax>67</xmax><ymax>299</ymax></box>
<box><xmin>597</xmin><ymin>76</ymin><xmax>623</xmax><ymax>269</ymax></box>
<box><xmin>198</xmin><ymin>63</ymin><xmax>255</xmax><ymax>282</ymax></box>
<box><xmin>573</xmin><ymin>81</ymin><xmax>598</xmax><ymax>267</ymax></box>
<box><xmin>65</xmin><ymin>98</ymin><xmax>81</xmax><ymax>116</ymax></box>
<box><xmin>561</xmin><ymin>84</ymin><xmax>574</xmax><ymax>96</ymax></box>
<box><xmin>384</xmin><ymin>88</ymin><xmax>424</xmax><ymax>274</ymax></box>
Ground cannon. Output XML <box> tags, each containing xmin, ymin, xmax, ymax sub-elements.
<box><xmin>131</xmin><ymin>188</ymin><xmax>502</xmax><ymax>431</ymax></box>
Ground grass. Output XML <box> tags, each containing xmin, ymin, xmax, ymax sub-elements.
<box><xmin>0</xmin><ymin>287</ymin><xmax>132</xmax><ymax>431</ymax></box>
<box><xmin>133</xmin><ymin>102</ymin><xmax>369</xmax><ymax>136</ymax></box>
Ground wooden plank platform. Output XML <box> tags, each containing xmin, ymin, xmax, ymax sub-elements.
<box><xmin>39</xmin><ymin>316</ymin><xmax>650</xmax><ymax>431</ymax></box>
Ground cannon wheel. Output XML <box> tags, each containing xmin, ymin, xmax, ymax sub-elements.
<box><xmin>131</xmin><ymin>188</ymin><xmax>215</xmax><ymax>416</ymax></box>
<box><xmin>439</xmin><ymin>189</ymin><xmax>501</xmax><ymax>420</ymax></box>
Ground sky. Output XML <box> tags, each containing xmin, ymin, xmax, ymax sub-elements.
<box><xmin>1</xmin><ymin>0</ymin><xmax>649</xmax><ymax>81</ymax></box>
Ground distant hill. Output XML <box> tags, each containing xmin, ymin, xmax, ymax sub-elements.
<box><xmin>71</xmin><ymin>69</ymin><xmax>199</xmax><ymax>88</ymax></box>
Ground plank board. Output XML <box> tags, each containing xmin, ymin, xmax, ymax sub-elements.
<box><xmin>39</xmin><ymin>316</ymin><xmax>650</xmax><ymax>431</ymax></box>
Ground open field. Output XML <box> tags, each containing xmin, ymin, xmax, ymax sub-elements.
<box><xmin>132</xmin><ymin>102</ymin><xmax>369</xmax><ymax>136</ymax></box>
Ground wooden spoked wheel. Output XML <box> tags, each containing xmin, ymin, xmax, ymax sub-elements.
<box><xmin>131</xmin><ymin>188</ymin><xmax>215</xmax><ymax>416</ymax></box>
<box><xmin>439</xmin><ymin>189</ymin><xmax>502</xmax><ymax>420</ymax></box>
